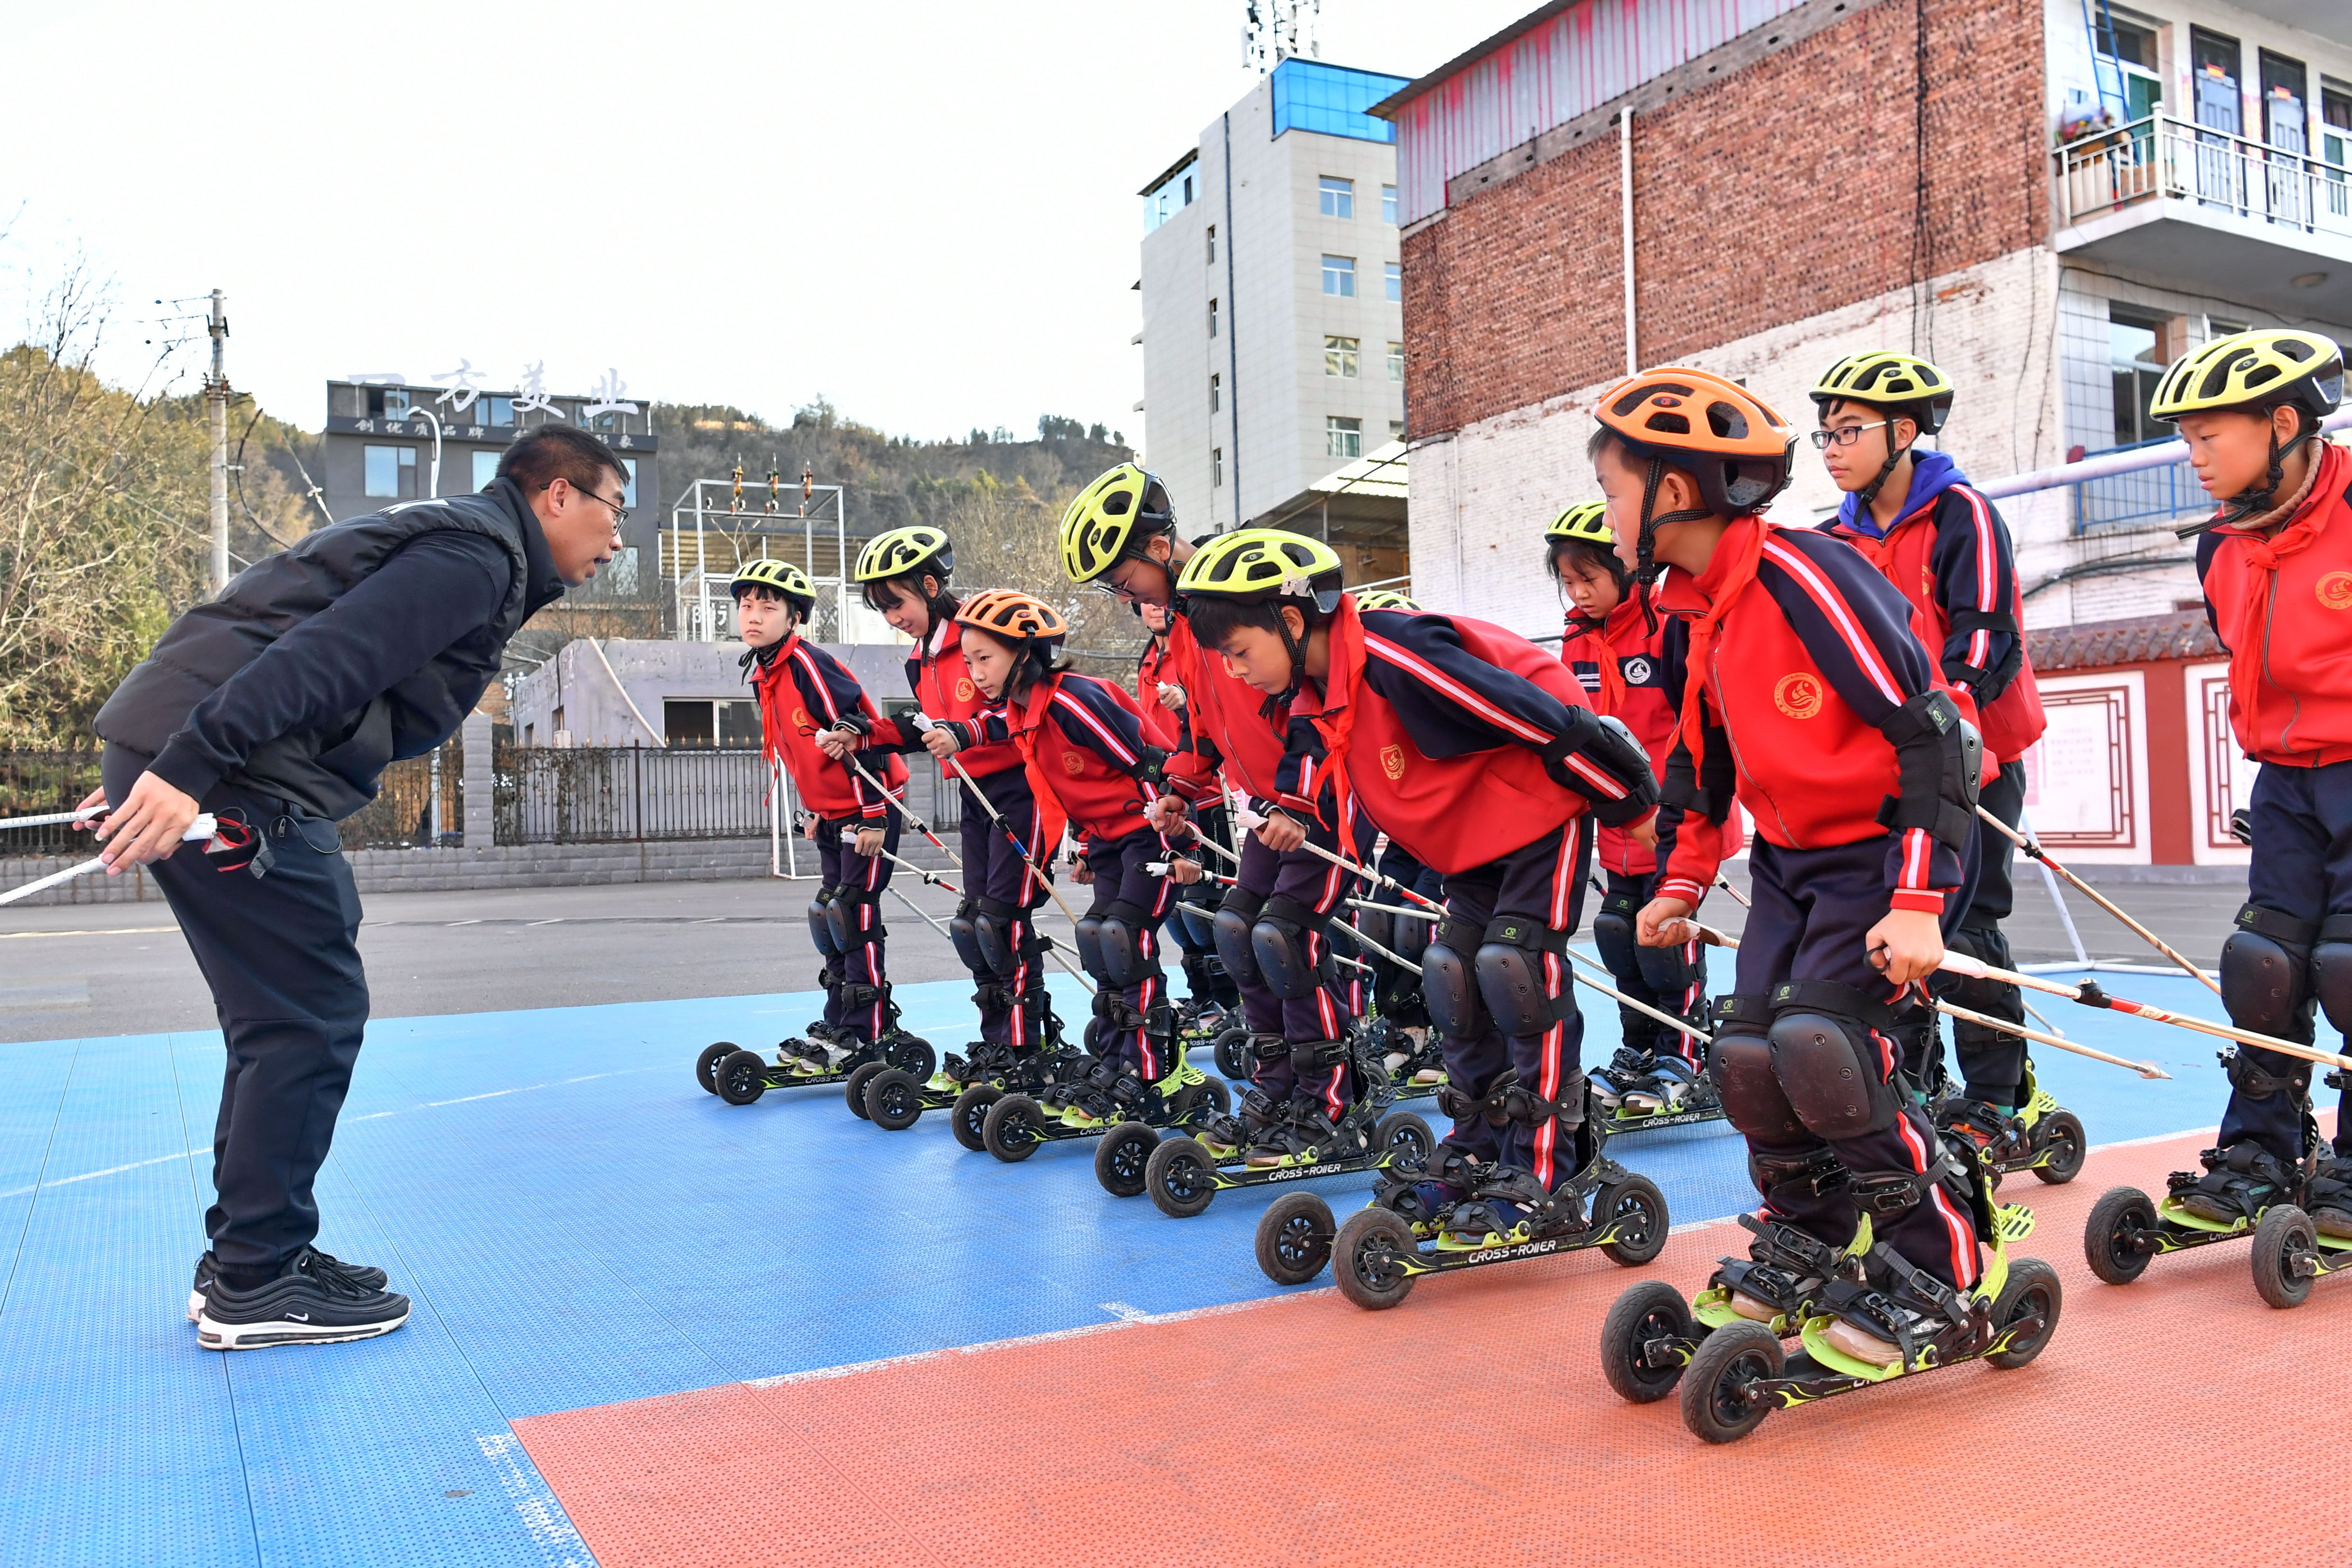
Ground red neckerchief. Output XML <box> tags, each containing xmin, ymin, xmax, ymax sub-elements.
<box><xmin>2217</xmin><ymin>442</ymin><xmax>2344</xmax><ymax>752</ymax></box>
<box><xmin>1001</xmin><ymin>673</ymin><xmax>1071</xmax><ymax>851</ymax></box>
<box><xmin>1676</xmin><ymin>515</ymin><xmax>1778</xmax><ymax>760</ymax></box>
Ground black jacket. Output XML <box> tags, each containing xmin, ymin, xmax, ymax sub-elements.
<box><xmin>96</xmin><ymin>478</ymin><xmax>564</xmax><ymax>818</ymax></box>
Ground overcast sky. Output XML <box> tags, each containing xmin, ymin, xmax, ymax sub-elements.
<box><xmin>0</xmin><ymin>0</ymin><xmax>1527</xmax><ymax>452</ymax></box>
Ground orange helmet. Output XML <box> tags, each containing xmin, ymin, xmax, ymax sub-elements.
<box><xmin>1592</xmin><ymin>367</ymin><xmax>1796</xmax><ymax>519</ymax></box>
<box><xmin>953</xmin><ymin>590</ymin><xmax>1067</xmax><ymax>647</ymax></box>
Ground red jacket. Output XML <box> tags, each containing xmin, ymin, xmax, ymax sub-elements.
<box><xmin>1658</xmin><ymin>519</ymin><xmax>1962</xmax><ymax>914</ymax></box>
<box><xmin>1560</xmin><ymin>600</ymin><xmax>1743</xmax><ymax>877</ymax></box>
<box><xmin>1134</xmin><ymin>636</ymin><xmax>1184</xmax><ymax>750</ymax></box>
<box><xmin>1281</xmin><ymin>605</ymin><xmax>1645</xmax><ymax>875</ymax></box>
<box><xmin>1159</xmin><ymin>613</ymin><xmax>1290</xmax><ymax>805</ymax></box>
<box><xmin>751</xmin><ymin>633</ymin><xmax>905</xmax><ymax>820</ymax></box>
<box><xmin>2197</xmin><ymin>441</ymin><xmax>2352</xmax><ymax>767</ymax></box>
<box><xmin>968</xmin><ymin>670</ymin><xmax>1162</xmax><ymax>842</ymax></box>
<box><xmin>1819</xmin><ymin>469</ymin><xmax>2047</xmax><ymax>764</ymax></box>
<box><xmin>868</xmin><ymin>618</ymin><xmax>1022</xmax><ymax>778</ymax></box>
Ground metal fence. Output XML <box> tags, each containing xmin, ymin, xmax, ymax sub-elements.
<box><xmin>490</xmin><ymin>744</ymin><xmax>964</xmax><ymax>846</ymax></box>
<box><xmin>2055</xmin><ymin>113</ymin><xmax>2352</xmax><ymax>242</ymax></box>
<box><xmin>2070</xmin><ymin>439</ymin><xmax>2207</xmax><ymax>534</ymax></box>
<box><xmin>0</xmin><ymin>751</ymin><xmax>104</xmax><ymax>855</ymax></box>
<box><xmin>0</xmin><ymin>743</ymin><xmax>461</xmax><ymax>854</ymax></box>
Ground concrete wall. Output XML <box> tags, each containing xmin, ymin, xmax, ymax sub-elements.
<box><xmin>508</xmin><ymin>638</ymin><xmax>914</xmax><ymax>748</ymax></box>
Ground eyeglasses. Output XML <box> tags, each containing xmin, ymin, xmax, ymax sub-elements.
<box><xmin>1810</xmin><ymin>421</ymin><xmax>1889</xmax><ymax>451</ymax></box>
<box><xmin>560</xmin><ymin>478</ymin><xmax>630</xmax><ymax>527</ymax></box>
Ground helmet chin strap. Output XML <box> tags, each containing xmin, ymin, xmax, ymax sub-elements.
<box><xmin>1632</xmin><ymin>456</ymin><xmax>1710</xmax><ymax>635</ymax></box>
<box><xmin>2213</xmin><ymin>413</ymin><xmax>2317</xmax><ymax>530</ymax></box>
<box><xmin>1855</xmin><ymin>416</ymin><xmax>1914</xmax><ymax>511</ymax></box>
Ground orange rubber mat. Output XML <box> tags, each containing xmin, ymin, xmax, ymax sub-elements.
<box><xmin>516</xmin><ymin>1125</ymin><xmax>2352</xmax><ymax>1568</ymax></box>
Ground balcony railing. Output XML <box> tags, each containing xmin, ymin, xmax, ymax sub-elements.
<box><xmin>2055</xmin><ymin>112</ymin><xmax>2352</xmax><ymax>242</ymax></box>
<box><xmin>2068</xmin><ymin>435</ymin><xmax>2208</xmax><ymax>534</ymax></box>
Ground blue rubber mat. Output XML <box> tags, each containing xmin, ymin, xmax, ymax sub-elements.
<box><xmin>0</xmin><ymin>960</ymin><xmax>2251</xmax><ymax>1567</ymax></box>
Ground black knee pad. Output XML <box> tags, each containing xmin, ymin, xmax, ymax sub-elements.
<box><xmin>2312</xmin><ymin>915</ymin><xmax>2352</xmax><ymax>1040</ymax></box>
<box><xmin>949</xmin><ymin>899</ymin><xmax>988</xmax><ymax>975</ymax></box>
<box><xmin>1096</xmin><ymin>901</ymin><xmax>1152</xmax><ymax>987</ymax></box>
<box><xmin>1393</xmin><ymin>906</ymin><xmax>1430</xmax><ymax>967</ymax></box>
<box><xmin>2222</xmin><ymin>904</ymin><xmax>2317</xmax><ymax>1040</ymax></box>
<box><xmin>1591</xmin><ymin>893</ymin><xmax>1638</xmax><ymax>982</ymax></box>
<box><xmin>1632</xmin><ymin>930</ymin><xmax>1701</xmax><ymax>1002</ymax></box>
<box><xmin>807</xmin><ymin>891</ymin><xmax>843</xmax><ymax>957</ymax></box>
<box><xmin>1766</xmin><ymin>982</ymin><xmax>1904</xmax><ymax>1140</ymax></box>
<box><xmin>1173</xmin><ymin>899</ymin><xmax>1219</xmax><ymax>953</ymax></box>
<box><xmin>1421</xmin><ymin>919</ymin><xmax>1484</xmax><ymax>1039</ymax></box>
<box><xmin>825</xmin><ymin>889</ymin><xmax>882</xmax><ymax>949</ymax></box>
<box><xmin>1074</xmin><ymin>913</ymin><xmax>1108</xmax><ymax>981</ymax></box>
<box><xmin>972</xmin><ymin>897</ymin><xmax>1018</xmax><ymax>976</ymax></box>
<box><xmin>1214</xmin><ymin>886</ymin><xmax>1265</xmax><ymax>987</ymax></box>
<box><xmin>1355</xmin><ymin>906</ymin><xmax>1394</xmax><ymax>958</ymax></box>
<box><xmin>1473</xmin><ymin>916</ymin><xmax>1574</xmax><ymax>1040</ymax></box>
<box><xmin>1252</xmin><ymin>896</ymin><xmax>1333</xmax><ymax>1000</ymax></box>
<box><xmin>1707</xmin><ymin>995</ymin><xmax>1804</xmax><ymax>1141</ymax></box>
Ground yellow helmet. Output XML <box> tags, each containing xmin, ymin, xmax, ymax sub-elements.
<box><xmin>1809</xmin><ymin>351</ymin><xmax>1955</xmax><ymax>434</ymax></box>
<box><xmin>731</xmin><ymin>557</ymin><xmax>815</xmax><ymax>611</ymax></box>
<box><xmin>1174</xmin><ymin>528</ymin><xmax>1345</xmax><ymax>614</ymax></box>
<box><xmin>853</xmin><ymin>525</ymin><xmax>952</xmax><ymax>584</ymax></box>
<box><xmin>2150</xmin><ymin>329</ymin><xmax>2344</xmax><ymax>424</ymax></box>
<box><xmin>1058</xmin><ymin>463</ymin><xmax>1176</xmax><ymax>583</ymax></box>
<box><xmin>1545</xmin><ymin>502</ymin><xmax>1612</xmax><ymax>545</ymax></box>
<box><xmin>1353</xmin><ymin>589</ymin><xmax>1420</xmax><ymax>612</ymax></box>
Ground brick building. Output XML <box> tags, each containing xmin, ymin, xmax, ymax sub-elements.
<box><xmin>1377</xmin><ymin>0</ymin><xmax>2352</xmax><ymax>636</ymax></box>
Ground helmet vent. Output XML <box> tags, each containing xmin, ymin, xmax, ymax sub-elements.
<box><xmin>1644</xmin><ymin>412</ymin><xmax>1692</xmax><ymax>435</ymax></box>
<box><xmin>2243</xmin><ymin>364</ymin><xmax>2281</xmax><ymax>391</ymax></box>
<box><xmin>1706</xmin><ymin>403</ymin><xmax>1750</xmax><ymax>440</ymax></box>
<box><xmin>1102</xmin><ymin>491</ymin><xmax>1132</xmax><ymax>516</ymax></box>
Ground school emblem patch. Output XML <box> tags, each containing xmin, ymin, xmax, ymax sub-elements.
<box><xmin>1061</xmin><ymin>750</ymin><xmax>1085</xmax><ymax>775</ymax></box>
<box><xmin>1380</xmin><ymin>743</ymin><xmax>1406</xmax><ymax>780</ymax></box>
<box><xmin>793</xmin><ymin>707</ymin><xmax>813</xmax><ymax>730</ymax></box>
<box><xmin>956</xmin><ymin>677</ymin><xmax>977</xmax><ymax>701</ymax></box>
<box><xmin>2318</xmin><ymin>571</ymin><xmax>2352</xmax><ymax>611</ymax></box>
<box><xmin>1621</xmin><ymin>656</ymin><xmax>1653</xmax><ymax>685</ymax></box>
<box><xmin>1773</xmin><ymin>673</ymin><xmax>1824</xmax><ymax>720</ymax></box>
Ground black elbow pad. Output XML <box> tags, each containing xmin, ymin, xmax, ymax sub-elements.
<box><xmin>1136</xmin><ymin>745</ymin><xmax>1170</xmax><ymax>785</ymax></box>
<box><xmin>1545</xmin><ymin>712</ymin><xmax>1659</xmax><ymax>827</ymax></box>
<box><xmin>1661</xmin><ymin>726</ymin><xmax>1736</xmax><ymax>825</ymax></box>
<box><xmin>1942</xmin><ymin>610</ymin><xmax>2023</xmax><ymax>703</ymax></box>
<box><xmin>1874</xmin><ymin>690</ymin><xmax>1980</xmax><ymax>851</ymax></box>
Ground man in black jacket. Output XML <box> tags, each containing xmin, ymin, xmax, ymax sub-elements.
<box><xmin>83</xmin><ymin>423</ymin><xmax>624</xmax><ymax>1350</ymax></box>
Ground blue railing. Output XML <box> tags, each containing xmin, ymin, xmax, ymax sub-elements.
<box><xmin>2071</xmin><ymin>436</ymin><xmax>2209</xmax><ymax>533</ymax></box>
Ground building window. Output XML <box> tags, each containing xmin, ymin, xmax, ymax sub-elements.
<box><xmin>551</xmin><ymin>705</ymin><xmax>565</xmax><ymax>737</ymax></box>
<box><xmin>364</xmin><ymin>387</ymin><xmax>412</xmax><ymax>420</ymax></box>
<box><xmin>664</xmin><ymin>699</ymin><xmax>762</xmax><ymax>749</ymax></box>
<box><xmin>471</xmin><ymin>451</ymin><xmax>500</xmax><ymax>490</ymax></box>
<box><xmin>522</xmin><ymin>722</ymin><xmax>534</xmax><ymax>746</ymax></box>
<box><xmin>2325</xmin><ymin>81</ymin><xmax>2351</xmax><ymax>171</ymax></box>
<box><xmin>480</xmin><ymin>395</ymin><xmax>516</xmax><ymax>427</ymax></box>
<box><xmin>1390</xmin><ymin>420</ymin><xmax>1406</xmax><ymax>441</ymax></box>
<box><xmin>1319</xmin><ymin>176</ymin><xmax>1354</xmax><ymax>219</ymax></box>
<box><xmin>364</xmin><ymin>444</ymin><xmax>417</xmax><ymax>499</ymax></box>
<box><xmin>1205</xmin><ymin>224</ymin><xmax>1216</xmax><ymax>263</ymax></box>
<box><xmin>621</xmin><ymin>458</ymin><xmax>638</xmax><ymax>508</ymax></box>
<box><xmin>1325</xmin><ymin>336</ymin><xmax>1360</xmax><ymax>378</ymax></box>
<box><xmin>1382</xmin><ymin>184</ymin><xmax>1398</xmax><ymax>225</ymax></box>
<box><xmin>1209</xmin><ymin>373</ymin><xmax>1221</xmax><ymax>412</ymax></box>
<box><xmin>1322</xmin><ymin>255</ymin><xmax>1355</xmax><ymax>297</ymax></box>
<box><xmin>1327</xmin><ymin>416</ymin><xmax>1362</xmax><ymax>459</ymax></box>
<box><xmin>1209</xmin><ymin>297</ymin><xmax>1219</xmax><ymax>337</ymax></box>
<box><xmin>1387</xmin><ymin>342</ymin><xmax>1404</xmax><ymax>382</ymax></box>
<box><xmin>2094</xmin><ymin>12</ymin><xmax>2162</xmax><ymax>122</ymax></box>
<box><xmin>1212</xmin><ymin>448</ymin><xmax>1224</xmax><ymax>487</ymax></box>
<box><xmin>1385</xmin><ymin>262</ymin><xmax>1402</xmax><ymax>303</ymax></box>
<box><xmin>2108</xmin><ymin>306</ymin><xmax>2168</xmax><ymax>447</ymax></box>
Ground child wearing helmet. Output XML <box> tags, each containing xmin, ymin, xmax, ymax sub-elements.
<box><xmin>733</xmin><ymin>559</ymin><xmax>912</xmax><ymax>1072</ymax></box>
<box><xmin>1547</xmin><ymin>500</ymin><xmax>1730</xmax><ymax>1117</ymax></box>
<box><xmin>1601</xmin><ymin>367</ymin><xmax>1987</xmax><ymax>1369</ymax></box>
<box><xmin>1185</xmin><ymin>527</ymin><xmax>1661</xmax><ymax>1238</ymax></box>
<box><xmin>932</xmin><ymin>590</ymin><xmax>1189</xmax><ymax>1127</ymax></box>
<box><xmin>1810</xmin><ymin>351</ymin><xmax>2046</xmax><ymax>1142</ymax></box>
<box><xmin>827</xmin><ymin>525</ymin><xmax>1064</xmax><ymax>1075</ymax></box>
<box><xmin>1135</xmin><ymin>595</ymin><xmax>1242</xmax><ymax>1023</ymax></box>
<box><xmin>1059</xmin><ymin>465</ymin><xmax>1376</xmax><ymax>1162</ymax></box>
<box><xmin>2166</xmin><ymin>329</ymin><xmax>2352</xmax><ymax>1236</ymax></box>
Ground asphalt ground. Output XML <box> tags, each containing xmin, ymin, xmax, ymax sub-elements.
<box><xmin>0</xmin><ymin>853</ymin><xmax>2247</xmax><ymax>1045</ymax></box>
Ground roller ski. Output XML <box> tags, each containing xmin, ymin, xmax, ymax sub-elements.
<box><xmin>1588</xmin><ymin>1045</ymin><xmax>1727</xmax><ymax>1138</ymax></box>
<box><xmin>1933</xmin><ymin>1057</ymin><xmax>2086</xmax><ymax>1188</ymax></box>
<box><xmin>2083</xmin><ymin>1064</ymin><xmax>2352</xmax><ymax>1308</ymax></box>
<box><xmin>977</xmin><ymin>1018</ymin><xmax>1231</xmax><ymax>1172</ymax></box>
<box><xmin>1601</xmin><ymin>1190</ymin><xmax>2059</xmax><ymax>1444</ymax></box>
<box><xmin>695</xmin><ymin>982</ymin><xmax>935</xmax><ymax>1108</ymax></box>
<box><xmin>851</xmin><ymin>982</ymin><xmax>1082</xmax><ymax>1147</ymax></box>
<box><xmin>1357</xmin><ymin>1014</ymin><xmax>1447</xmax><ymax>1099</ymax></box>
<box><xmin>1125</xmin><ymin>1040</ymin><xmax>1437</xmax><ymax>1214</ymax></box>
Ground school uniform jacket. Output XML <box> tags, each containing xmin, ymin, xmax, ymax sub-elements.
<box><xmin>1274</xmin><ymin>606</ymin><xmax>1647</xmax><ymax>876</ymax></box>
<box><xmin>1657</xmin><ymin>519</ymin><xmax>1964</xmax><ymax>914</ymax></box>
<box><xmin>865</xmin><ymin>618</ymin><xmax>1023</xmax><ymax>779</ymax></box>
<box><xmin>960</xmin><ymin>670</ymin><xmax>1166</xmax><ymax>843</ymax></box>
<box><xmin>750</xmin><ymin>633</ymin><xmax>905</xmax><ymax>821</ymax></box>
<box><xmin>2196</xmin><ymin>441</ymin><xmax>2352</xmax><ymax>767</ymax></box>
<box><xmin>1155</xmin><ymin>613</ymin><xmax>1293</xmax><ymax>809</ymax></box>
<box><xmin>1817</xmin><ymin>451</ymin><xmax>2046</xmax><ymax>765</ymax></box>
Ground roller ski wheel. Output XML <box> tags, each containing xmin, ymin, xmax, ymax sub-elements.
<box><xmin>877</xmin><ymin>1032</ymin><xmax>936</xmax><ymax>1082</ymax></box>
<box><xmin>864</xmin><ymin>1068</ymin><xmax>928</xmax><ymax>1132</ymax></box>
<box><xmin>842</xmin><ymin>1061</ymin><xmax>886</xmax><ymax>1121</ymax></box>
<box><xmin>1376</xmin><ymin>1112</ymin><xmax>1435</xmax><ymax>1169</ymax></box>
<box><xmin>695</xmin><ymin>1042</ymin><xmax>735</xmax><ymax>1095</ymax></box>
<box><xmin>1984</xmin><ymin>1257</ymin><xmax>2063</xmax><ymax>1368</ymax></box>
<box><xmin>1256</xmin><ymin>1192</ymin><xmax>1337</xmax><ymax>1287</ymax></box>
<box><xmin>1600</xmin><ymin>1281</ymin><xmax>1698</xmax><ymax>1405</ymax></box>
<box><xmin>981</xmin><ymin>1093</ymin><xmax>1047</xmax><ymax>1162</ymax></box>
<box><xmin>951</xmin><ymin>1085</ymin><xmax>1003</xmax><ymax>1153</ymax></box>
<box><xmin>714</xmin><ymin>1049</ymin><xmax>771</xmax><ymax>1106</ymax></box>
<box><xmin>2082</xmin><ymin>1186</ymin><xmax>2160</xmax><ymax>1285</ymax></box>
<box><xmin>1332</xmin><ymin>1207</ymin><xmax>1421</xmax><ymax>1309</ymax></box>
<box><xmin>1212</xmin><ymin>1026</ymin><xmax>1250</xmax><ymax>1082</ymax></box>
<box><xmin>1679</xmin><ymin>1321</ymin><xmax>1784</xmax><ymax>1444</ymax></box>
<box><xmin>2029</xmin><ymin>1109</ymin><xmax>2088</xmax><ymax>1185</ymax></box>
<box><xmin>2252</xmin><ymin>1205</ymin><xmax>2323</xmax><ymax>1309</ymax></box>
<box><xmin>1145</xmin><ymin>1136</ymin><xmax>1221</xmax><ymax>1219</ymax></box>
<box><xmin>1597</xmin><ymin>1176</ymin><xmax>1671</xmax><ymax>1268</ymax></box>
<box><xmin>1094</xmin><ymin>1122</ymin><xmax>1162</xmax><ymax>1198</ymax></box>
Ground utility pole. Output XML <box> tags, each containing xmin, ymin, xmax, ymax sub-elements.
<box><xmin>205</xmin><ymin>289</ymin><xmax>231</xmax><ymax>594</ymax></box>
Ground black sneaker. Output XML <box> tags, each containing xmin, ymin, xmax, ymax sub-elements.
<box><xmin>189</xmin><ymin>1248</ymin><xmax>388</xmax><ymax>1322</ymax></box>
<box><xmin>196</xmin><ymin>1248</ymin><xmax>410</xmax><ymax>1350</ymax></box>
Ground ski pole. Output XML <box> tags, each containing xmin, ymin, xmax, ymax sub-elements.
<box><xmin>1349</xmin><ymin>895</ymin><xmax>1438</xmax><ymax>920</ymax></box>
<box><xmin>932</xmin><ymin>746</ymin><xmax>1095</xmax><ymax>932</ymax></box>
<box><xmin>1940</xmin><ymin>949</ymin><xmax>2352</xmax><ymax>1075</ymax></box>
<box><xmin>832</xmin><ymin>825</ymin><xmax>1097</xmax><ymax>994</ymax></box>
<box><xmin>1715</xmin><ymin>876</ymin><xmax>1751</xmax><ymax>908</ymax></box>
<box><xmin>1975</xmin><ymin>805</ymin><xmax>2222</xmax><ymax>1000</ymax></box>
<box><xmin>1932</xmin><ymin>997</ymin><xmax>2168</xmax><ymax>1079</ymax></box>
<box><xmin>0</xmin><ymin>808</ymin><xmax>106</xmax><ymax>832</ymax></box>
<box><xmin>1146</xmin><ymin>859</ymin><xmax>1237</xmax><ymax>886</ymax></box>
<box><xmin>1559</xmin><ymin>947</ymin><xmax>1713</xmax><ymax>1043</ymax></box>
<box><xmin>1232</xmin><ymin>803</ymin><xmax>1445</xmax><ymax>912</ymax></box>
<box><xmin>0</xmin><ymin>814</ymin><xmax>223</xmax><ymax>909</ymax></box>
<box><xmin>839</xmin><ymin>750</ymin><xmax>966</xmax><ymax>871</ymax></box>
